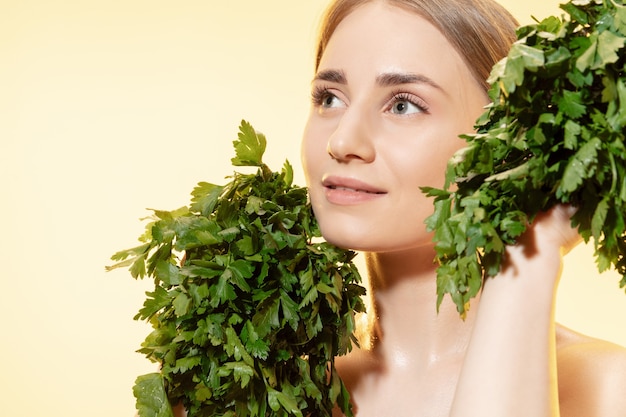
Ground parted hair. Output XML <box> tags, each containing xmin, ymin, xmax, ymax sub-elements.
<box><xmin>314</xmin><ymin>0</ymin><xmax>519</xmax><ymax>92</ymax></box>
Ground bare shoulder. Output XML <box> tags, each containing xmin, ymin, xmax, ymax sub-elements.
<box><xmin>556</xmin><ymin>324</ymin><xmax>626</xmax><ymax>417</ymax></box>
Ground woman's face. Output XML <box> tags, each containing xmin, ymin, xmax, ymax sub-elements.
<box><xmin>302</xmin><ymin>1</ymin><xmax>489</xmax><ymax>252</ymax></box>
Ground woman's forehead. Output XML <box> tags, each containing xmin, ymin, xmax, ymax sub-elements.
<box><xmin>317</xmin><ymin>2</ymin><xmax>475</xmax><ymax>89</ymax></box>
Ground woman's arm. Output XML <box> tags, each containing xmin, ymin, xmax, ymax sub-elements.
<box><xmin>450</xmin><ymin>206</ymin><xmax>579</xmax><ymax>417</ymax></box>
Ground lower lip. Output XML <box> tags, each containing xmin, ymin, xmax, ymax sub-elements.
<box><xmin>324</xmin><ymin>187</ymin><xmax>386</xmax><ymax>205</ymax></box>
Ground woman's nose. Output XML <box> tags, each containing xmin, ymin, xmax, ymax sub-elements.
<box><xmin>326</xmin><ymin>109</ymin><xmax>376</xmax><ymax>163</ymax></box>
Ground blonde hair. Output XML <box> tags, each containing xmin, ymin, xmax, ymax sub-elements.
<box><xmin>315</xmin><ymin>0</ymin><xmax>519</xmax><ymax>92</ymax></box>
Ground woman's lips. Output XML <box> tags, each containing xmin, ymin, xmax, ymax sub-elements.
<box><xmin>322</xmin><ymin>176</ymin><xmax>387</xmax><ymax>205</ymax></box>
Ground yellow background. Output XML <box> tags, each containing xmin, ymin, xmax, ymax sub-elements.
<box><xmin>1</xmin><ymin>1</ymin><xmax>624</xmax><ymax>416</ymax></box>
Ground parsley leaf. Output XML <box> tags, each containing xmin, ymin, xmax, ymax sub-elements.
<box><xmin>232</xmin><ymin>119</ymin><xmax>267</xmax><ymax>168</ymax></box>
<box><xmin>109</xmin><ymin>120</ymin><xmax>366</xmax><ymax>417</ymax></box>
<box><xmin>422</xmin><ymin>0</ymin><xmax>626</xmax><ymax>316</ymax></box>
<box><xmin>133</xmin><ymin>373</ymin><xmax>175</xmax><ymax>417</ymax></box>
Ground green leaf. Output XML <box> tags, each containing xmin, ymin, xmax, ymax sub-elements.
<box><xmin>220</xmin><ymin>361</ymin><xmax>255</xmax><ymax>388</ymax></box>
<box><xmin>135</xmin><ymin>286</ymin><xmax>172</xmax><ymax>321</ymax></box>
<box><xmin>194</xmin><ymin>383</ymin><xmax>212</xmax><ymax>402</ymax></box>
<box><xmin>280</xmin><ymin>290</ymin><xmax>300</xmax><ymax>330</ymax></box>
<box><xmin>267</xmin><ymin>388</ymin><xmax>304</xmax><ymax>417</ymax></box>
<box><xmin>559</xmin><ymin>137</ymin><xmax>601</xmax><ymax>195</ymax></box>
<box><xmin>492</xmin><ymin>42</ymin><xmax>545</xmax><ymax>94</ymax></box>
<box><xmin>498</xmin><ymin>55</ymin><xmax>525</xmax><ymax>93</ymax></box>
<box><xmin>190</xmin><ymin>182</ymin><xmax>223</xmax><ymax>216</ymax></box>
<box><xmin>419</xmin><ymin>0</ymin><xmax>626</xmax><ymax>317</ymax></box>
<box><xmin>252</xmin><ymin>296</ymin><xmax>280</xmax><ymax>337</ymax></box>
<box><xmin>595</xmin><ymin>29</ymin><xmax>625</xmax><ymax>67</ymax></box>
<box><xmin>232</xmin><ymin>119</ymin><xmax>267</xmax><ymax>167</ymax></box>
<box><xmin>241</xmin><ymin>320</ymin><xmax>270</xmax><ymax>360</ymax></box>
<box><xmin>172</xmin><ymin>292</ymin><xmax>191</xmax><ymax>317</ymax></box>
<box><xmin>108</xmin><ymin>242</ymin><xmax>151</xmax><ymax>264</ymax></box>
<box><xmin>155</xmin><ymin>261</ymin><xmax>180</xmax><ymax>286</ymax></box>
<box><xmin>561</xmin><ymin>2</ymin><xmax>591</xmax><ymax>24</ymax></box>
<box><xmin>577</xmin><ymin>29</ymin><xmax>626</xmax><ymax>71</ymax></box>
<box><xmin>485</xmin><ymin>161</ymin><xmax>530</xmax><ymax>182</ymax></box>
<box><xmin>608</xmin><ymin>79</ymin><xmax>626</xmax><ymax>129</ymax></box>
<box><xmin>133</xmin><ymin>373</ymin><xmax>174</xmax><ymax>417</ymax></box>
<box><xmin>172</xmin><ymin>356</ymin><xmax>202</xmax><ymax>373</ymax></box>
<box><xmin>210</xmin><ymin>274</ymin><xmax>237</xmax><ymax>306</ymax></box>
<box><xmin>564</xmin><ymin>119</ymin><xmax>582</xmax><ymax>149</ymax></box>
<box><xmin>282</xmin><ymin>160</ymin><xmax>294</xmax><ymax>187</ymax></box>
<box><xmin>109</xmin><ymin>119</ymin><xmax>364</xmax><ymax>417</ymax></box>
<box><xmin>130</xmin><ymin>253</ymin><xmax>148</xmax><ymax>279</ymax></box>
<box><xmin>227</xmin><ymin>259</ymin><xmax>254</xmax><ymax>292</ymax></box>
<box><xmin>511</xmin><ymin>42</ymin><xmax>545</xmax><ymax>70</ymax></box>
<box><xmin>614</xmin><ymin>2</ymin><xmax>626</xmax><ymax>35</ymax></box>
<box><xmin>224</xmin><ymin>326</ymin><xmax>254</xmax><ymax>366</ymax></box>
<box><xmin>592</xmin><ymin>198</ymin><xmax>610</xmax><ymax>240</ymax></box>
<box><xmin>557</xmin><ymin>90</ymin><xmax>587</xmax><ymax>119</ymax></box>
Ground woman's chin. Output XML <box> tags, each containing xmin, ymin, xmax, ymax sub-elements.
<box><xmin>319</xmin><ymin>226</ymin><xmax>431</xmax><ymax>253</ymax></box>
<box><xmin>319</xmin><ymin>232</ymin><xmax>363</xmax><ymax>251</ymax></box>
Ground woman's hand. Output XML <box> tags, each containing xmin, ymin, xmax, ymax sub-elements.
<box><xmin>450</xmin><ymin>204</ymin><xmax>580</xmax><ymax>417</ymax></box>
<box><xmin>499</xmin><ymin>204</ymin><xmax>581</xmax><ymax>290</ymax></box>
<box><xmin>518</xmin><ymin>204</ymin><xmax>581</xmax><ymax>255</ymax></box>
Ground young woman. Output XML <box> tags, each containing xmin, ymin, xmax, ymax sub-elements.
<box><xmin>301</xmin><ymin>0</ymin><xmax>626</xmax><ymax>416</ymax></box>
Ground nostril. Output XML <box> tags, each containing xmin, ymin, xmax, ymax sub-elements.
<box><xmin>327</xmin><ymin>140</ymin><xmax>375</xmax><ymax>163</ymax></box>
<box><xmin>325</xmin><ymin>114</ymin><xmax>376</xmax><ymax>162</ymax></box>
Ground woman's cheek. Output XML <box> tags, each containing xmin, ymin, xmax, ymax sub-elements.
<box><xmin>301</xmin><ymin>122</ymin><xmax>329</xmax><ymax>183</ymax></box>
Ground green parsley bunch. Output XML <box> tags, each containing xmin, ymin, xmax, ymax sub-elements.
<box><xmin>108</xmin><ymin>120</ymin><xmax>365</xmax><ymax>417</ymax></box>
<box><xmin>422</xmin><ymin>0</ymin><xmax>626</xmax><ymax>316</ymax></box>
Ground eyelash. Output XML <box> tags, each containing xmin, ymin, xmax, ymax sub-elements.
<box><xmin>311</xmin><ymin>85</ymin><xmax>336</xmax><ymax>106</ymax></box>
<box><xmin>388</xmin><ymin>90</ymin><xmax>430</xmax><ymax>114</ymax></box>
<box><xmin>310</xmin><ymin>85</ymin><xmax>430</xmax><ymax>114</ymax></box>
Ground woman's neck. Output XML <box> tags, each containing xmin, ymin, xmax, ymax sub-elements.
<box><xmin>364</xmin><ymin>247</ymin><xmax>479</xmax><ymax>370</ymax></box>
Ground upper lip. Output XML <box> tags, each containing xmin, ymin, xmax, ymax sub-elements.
<box><xmin>322</xmin><ymin>175</ymin><xmax>387</xmax><ymax>194</ymax></box>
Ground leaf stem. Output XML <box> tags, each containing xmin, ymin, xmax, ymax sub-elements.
<box><xmin>610</xmin><ymin>151</ymin><xmax>617</xmax><ymax>195</ymax></box>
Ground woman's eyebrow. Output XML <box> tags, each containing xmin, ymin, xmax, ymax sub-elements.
<box><xmin>312</xmin><ymin>69</ymin><xmax>445</xmax><ymax>94</ymax></box>
<box><xmin>376</xmin><ymin>71</ymin><xmax>444</xmax><ymax>92</ymax></box>
<box><xmin>312</xmin><ymin>69</ymin><xmax>347</xmax><ymax>84</ymax></box>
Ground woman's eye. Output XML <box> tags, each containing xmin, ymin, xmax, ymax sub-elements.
<box><xmin>312</xmin><ymin>87</ymin><xmax>346</xmax><ymax>109</ymax></box>
<box><xmin>320</xmin><ymin>93</ymin><xmax>345</xmax><ymax>108</ymax></box>
<box><xmin>390</xmin><ymin>99</ymin><xmax>422</xmax><ymax>115</ymax></box>
<box><xmin>386</xmin><ymin>92</ymin><xmax>428</xmax><ymax>115</ymax></box>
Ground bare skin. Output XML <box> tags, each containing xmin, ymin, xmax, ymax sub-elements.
<box><xmin>335</xmin><ymin>324</ymin><xmax>626</xmax><ymax>417</ymax></box>
<box><xmin>330</xmin><ymin>208</ymin><xmax>626</xmax><ymax>417</ymax></box>
<box><xmin>332</xmin><ymin>205</ymin><xmax>626</xmax><ymax>416</ymax></box>
<box><xmin>172</xmin><ymin>2</ymin><xmax>626</xmax><ymax>416</ymax></box>
<box><xmin>301</xmin><ymin>2</ymin><xmax>626</xmax><ymax>416</ymax></box>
